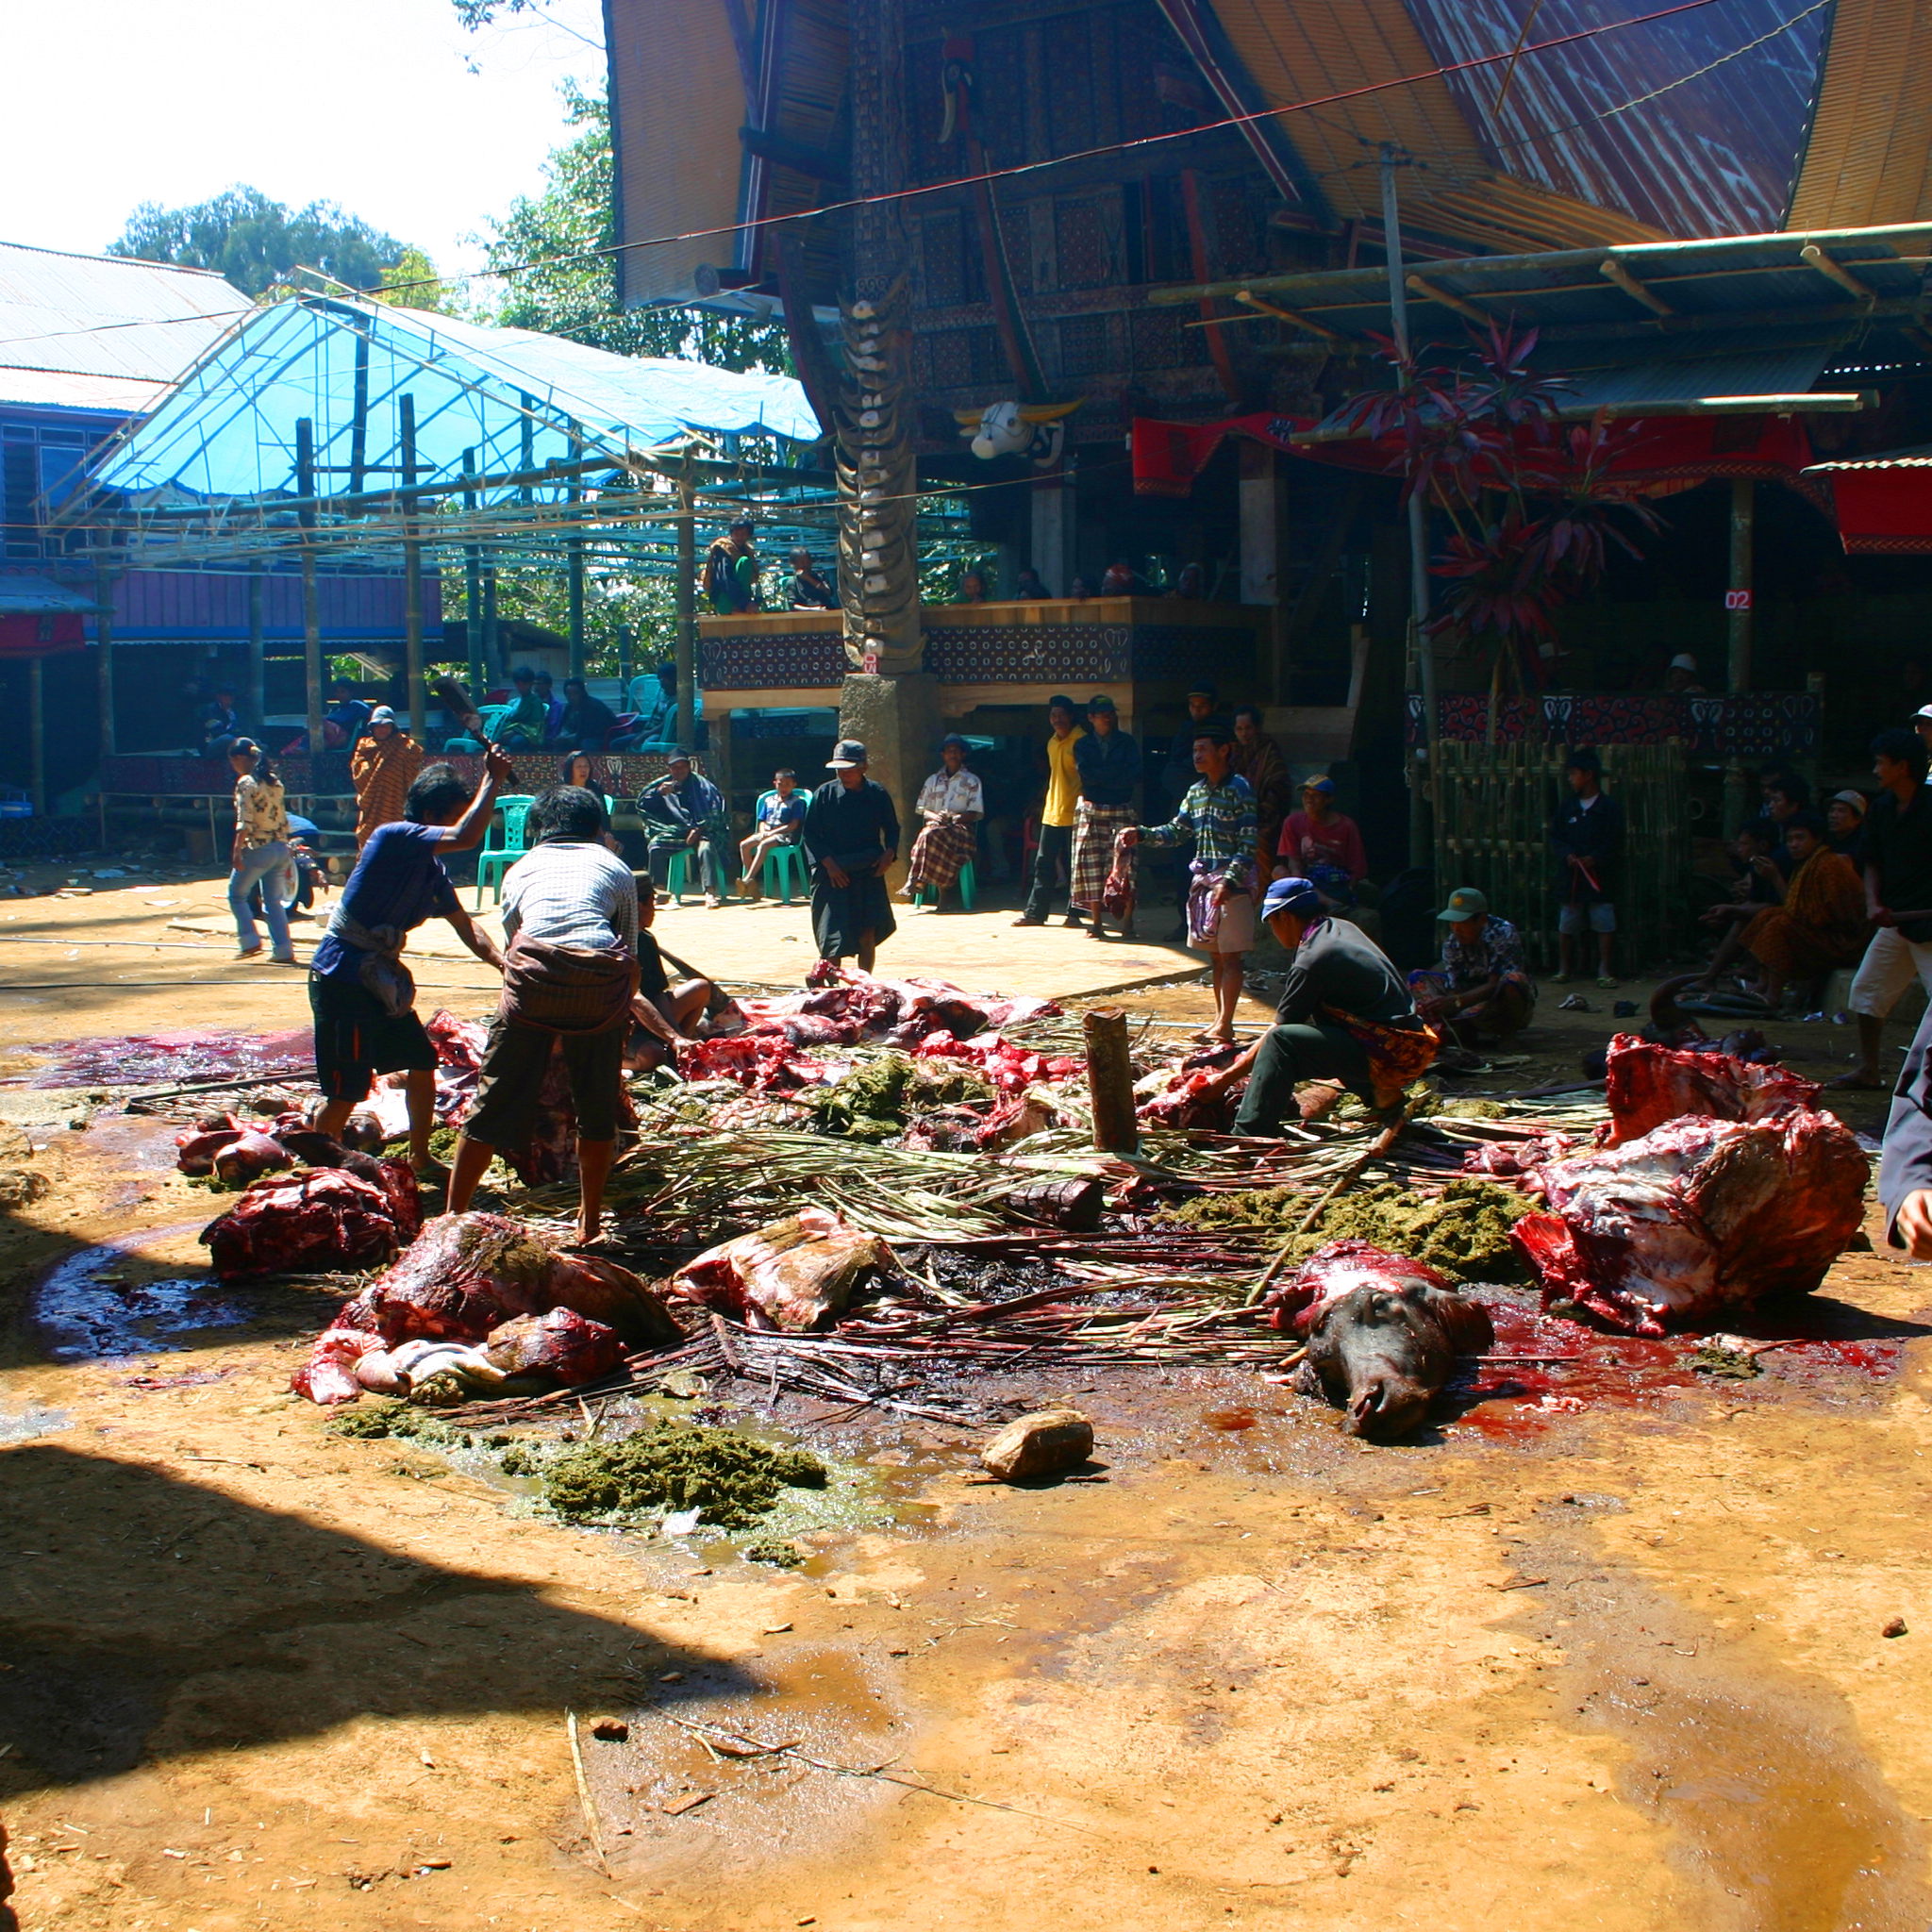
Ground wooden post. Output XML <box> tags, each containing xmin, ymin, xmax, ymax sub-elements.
<box><xmin>399</xmin><ymin>393</ymin><xmax>426</xmax><ymax>736</ymax></box>
<box><xmin>93</xmin><ymin>561</ymin><xmax>117</xmax><ymax>757</ymax></box>
<box><xmin>675</xmin><ymin>465</ymin><xmax>697</xmax><ymax>749</ymax></box>
<box><xmin>1724</xmin><ymin>476</ymin><xmax>1756</xmax><ymax>833</ymax></box>
<box><xmin>566</xmin><ymin>425</ymin><xmax>587</xmax><ymax>678</ymax></box>
<box><xmin>462</xmin><ymin>446</ymin><xmax>485</xmax><ymax>701</ymax></box>
<box><xmin>482</xmin><ymin>568</ymin><xmax>500</xmax><ymax>681</ymax></box>
<box><xmin>244</xmin><ymin>573</ymin><xmax>264</xmax><ymax>732</ymax></box>
<box><xmin>1083</xmin><ymin>1006</ymin><xmax>1139</xmax><ymax>1154</ymax></box>
<box><xmin>616</xmin><ymin>622</ymin><xmax>633</xmax><ymax>691</ymax></box>
<box><xmin>27</xmin><ymin>655</ymin><xmax>45</xmax><ymax>816</ymax></box>
<box><xmin>295</xmin><ymin>416</ymin><xmax>324</xmax><ymax>757</ymax></box>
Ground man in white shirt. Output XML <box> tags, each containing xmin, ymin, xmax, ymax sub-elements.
<box><xmin>903</xmin><ymin>734</ymin><xmax>984</xmax><ymax>910</ymax></box>
<box><xmin>446</xmin><ymin>784</ymin><xmax>648</xmax><ymax>1241</ymax></box>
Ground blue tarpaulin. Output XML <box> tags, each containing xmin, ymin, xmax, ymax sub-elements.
<box><xmin>89</xmin><ymin>292</ymin><xmax>820</xmax><ymax>505</ymax></box>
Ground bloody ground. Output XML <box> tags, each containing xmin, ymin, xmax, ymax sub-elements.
<box><xmin>1</xmin><ymin>873</ymin><xmax>1929</xmax><ymax>1932</ymax></box>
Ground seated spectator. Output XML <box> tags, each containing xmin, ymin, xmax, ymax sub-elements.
<box><xmin>1664</xmin><ymin>653</ymin><xmax>1706</xmax><ymax>693</ymax></box>
<box><xmin>1068</xmin><ymin>575</ymin><xmax>1093</xmax><ymax>600</ymax></box>
<box><xmin>1173</xmin><ymin>561</ymin><xmax>1206</xmax><ymax>600</ymax></box>
<box><xmin>322</xmin><ymin>678</ymin><xmax>373</xmax><ymax>750</ymax></box>
<box><xmin>739</xmin><ymin>769</ymin><xmax>807</xmax><ymax>899</ymax></box>
<box><xmin>1275</xmin><ymin>776</ymin><xmax>1368</xmax><ymax>908</ymax></box>
<box><xmin>558</xmin><ymin>677</ymin><xmax>619</xmax><ymax>753</ymax></box>
<box><xmin>957</xmin><ymin>570</ymin><xmax>990</xmax><ymax>605</ymax></box>
<box><xmin>1100</xmin><ymin>560</ymin><xmax>1151</xmax><ymax>596</ymax></box>
<box><xmin>1697</xmin><ymin>811</ymin><xmax>1869</xmax><ymax>1008</ymax></box>
<box><xmin>903</xmin><ymin>735</ymin><xmax>983</xmax><ymax>911</ymax></box>
<box><xmin>201</xmin><ymin>685</ymin><xmax>242</xmax><ymax>758</ymax></box>
<box><xmin>1410</xmin><ymin>887</ymin><xmax>1536</xmax><ymax>1047</ymax></box>
<box><xmin>789</xmin><ymin>549</ymin><xmax>839</xmax><ymax>610</ymax></box>
<box><xmin>1827</xmin><ymin>788</ymin><xmax>1867</xmax><ymax>854</ymax></box>
<box><xmin>494</xmin><ymin>667</ymin><xmax>550</xmax><ymax>748</ymax></box>
<box><xmin>558</xmin><ymin>748</ymin><xmax>612</xmax><ymax>813</ymax></box>
<box><xmin>1760</xmin><ymin>768</ymin><xmax>1810</xmax><ymax>875</ymax></box>
<box><xmin>1228</xmin><ymin>705</ymin><xmax>1290</xmax><ymax>888</ymax></box>
<box><xmin>1014</xmin><ymin>567</ymin><xmax>1052</xmax><ymax>599</ymax></box>
<box><xmin>638</xmin><ymin>749</ymin><xmax>733</xmax><ymax>907</ymax></box>
<box><xmin>531</xmin><ymin>672</ymin><xmax>565</xmax><ymax>741</ymax></box>
<box><xmin>625</xmin><ymin>661</ymin><xmax>678</xmax><ymax>743</ymax></box>
<box><xmin>1701</xmin><ymin>820</ymin><xmax>1785</xmax><ymax>937</ymax></box>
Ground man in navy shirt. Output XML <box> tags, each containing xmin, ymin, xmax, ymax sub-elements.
<box><xmin>308</xmin><ymin>749</ymin><xmax>512</xmax><ymax>1175</ymax></box>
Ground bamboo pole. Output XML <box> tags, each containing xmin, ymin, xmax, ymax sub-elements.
<box><xmin>294</xmin><ymin>416</ymin><xmax>324</xmax><ymax>756</ymax></box>
<box><xmin>675</xmin><ymin>464</ymin><xmax>697</xmax><ymax>749</ymax></box>
<box><xmin>94</xmin><ymin>560</ymin><xmax>117</xmax><ymax>758</ymax></box>
<box><xmin>27</xmin><ymin>655</ymin><xmax>44</xmax><ymax>815</ymax></box>
<box><xmin>462</xmin><ymin>445</ymin><xmax>485</xmax><ymax>702</ymax></box>
<box><xmin>399</xmin><ymin>394</ymin><xmax>425</xmax><ymax>735</ymax></box>
<box><xmin>1083</xmin><ymin>1007</ymin><xmax>1139</xmax><ymax>1154</ymax></box>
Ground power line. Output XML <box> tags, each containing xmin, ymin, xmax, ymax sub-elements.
<box><xmin>0</xmin><ymin>0</ymin><xmax>1738</xmax><ymax>352</ymax></box>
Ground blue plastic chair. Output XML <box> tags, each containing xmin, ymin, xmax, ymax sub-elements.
<box><xmin>749</xmin><ymin>791</ymin><xmax>807</xmax><ymax>905</ymax></box>
<box><xmin>474</xmin><ymin>795</ymin><xmax>533</xmax><ymax>907</ymax></box>
<box><xmin>911</xmin><ymin>858</ymin><xmax>976</xmax><ymax>911</ymax></box>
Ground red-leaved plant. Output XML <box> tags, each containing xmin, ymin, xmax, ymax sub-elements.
<box><xmin>1333</xmin><ymin>322</ymin><xmax>1662</xmax><ymax>737</ymax></box>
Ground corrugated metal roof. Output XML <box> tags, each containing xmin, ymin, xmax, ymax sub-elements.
<box><xmin>1405</xmin><ymin>0</ymin><xmax>1828</xmax><ymax>238</ymax></box>
<box><xmin>1149</xmin><ymin>223</ymin><xmax>1932</xmax><ymax>350</ymax></box>
<box><xmin>1789</xmin><ymin>0</ymin><xmax>1932</xmax><ymax>229</ymax></box>
<box><xmin>606</xmin><ymin>0</ymin><xmax>749</xmax><ymax>306</ymax></box>
<box><xmin>0</xmin><ymin>575</ymin><xmax>97</xmax><ymax>614</ymax></box>
<box><xmin>1804</xmin><ymin>443</ymin><xmax>1932</xmax><ymax>473</ymax></box>
<box><xmin>0</xmin><ymin>242</ymin><xmax>248</xmax><ymax>411</ymax></box>
<box><xmin>1557</xmin><ymin>341</ymin><xmax>1838</xmax><ymax>408</ymax></box>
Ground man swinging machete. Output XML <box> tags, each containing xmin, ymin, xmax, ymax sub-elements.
<box><xmin>308</xmin><ymin>751</ymin><xmax>513</xmax><ymax>1177</ymax></box>
<box><xmin>1223</xmin><ymin>874</ymin><xmax>1440</xmax><ymax>1136</ymax></box>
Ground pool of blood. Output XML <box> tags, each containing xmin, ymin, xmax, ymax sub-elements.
<box><xmin>1444</xmin><ymin>1288</ymin><xmax>1906</xmax><ymax>1439</ymax></box>
<box><xmin>10</xmin><ymin>1027</ymin><xmax>313</xmax><ymax>1090</ymax></box>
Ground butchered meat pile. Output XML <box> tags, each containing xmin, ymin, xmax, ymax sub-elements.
<box><xmin>1505</xmin><ymin>1037</ymin><xmax>1868</xmax><ymax>1335</ymax></box>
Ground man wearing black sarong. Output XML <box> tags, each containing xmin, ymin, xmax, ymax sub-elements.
<box><xmin>804</xmin><ymin>740</ymin><xmax>900</xmax><ymax>971</ymax></box>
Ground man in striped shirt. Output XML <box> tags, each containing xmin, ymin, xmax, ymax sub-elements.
<box><xmin>1119</xmin><ymin>724</ymin><xmax>1257</xmax><ymax>1042</ymax></box>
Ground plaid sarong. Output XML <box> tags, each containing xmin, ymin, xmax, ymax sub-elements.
<box><xmin>1321</xmin><ymin>1004</ymin><xmax>1441</xmax><ymax>1108</ymax></box>
<box><xmin>1070</xmin><ymin>801</ymin><xmax>1136</xmax><ymax>911</ymax></box>
<box><xmin>904</xmin><ymin>817</ymin><xmax>976</xmax><ymax>896</ymax></box>
<box><xmin>499</xmin><ymin>936</ymin><xmax>639</xmax><ymax>1035</ymax></box>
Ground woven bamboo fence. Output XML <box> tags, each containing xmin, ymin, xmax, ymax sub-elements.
<box><xmin>1431</xmin><ymin>741</ymin><xmax>1690</xmax><ymax>974</ymax></box>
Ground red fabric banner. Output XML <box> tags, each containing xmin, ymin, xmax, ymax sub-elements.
<box><xmin>1131</xmin><ymin>411</ymin><xmax>1820</xmax><ymax>499</ymax></box>
<box><xmin>1824</xmin><ymin>468</ymin><xmax>1932</xmax><ymax>554</ymax></box>
<box><xmin>0</xmin><ymin>614</ymin><xmax>84</xmax><ymax>658</ymax></box>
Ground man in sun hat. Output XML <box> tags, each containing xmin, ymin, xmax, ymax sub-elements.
<box><xmin>1664</xmin><ymin>653</ymin><xmax>1707</xmax><ymax>694</ymax></box>
<box><xmin>804</xmin><ymin>741</ymin><xmax>899</xmax><ymax>971</ymax></box>
<box><xmin>1409</xmin><ymin>886</ymin><xmax>1537</xmax><ymax>1047</ymax></box>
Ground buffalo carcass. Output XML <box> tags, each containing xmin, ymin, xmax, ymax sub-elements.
<box><xmin>669</xmin><ymin>1207</ymin><xmax>895</xmax><ymax>1331</ymax></box>
<box><xmin>1598</xmin><ymin>1034</ymin><xmax>1820</xmax><ymax>1147</ymax></box>
<box><xmin>1264</xmin><ymin>1239</ymin><xmax>1494</xmax><ymax>1440</ymax></box>
<box><xmin>1510</xmin><ymin>1109</ymin><xmax>1868</xmax><ymax>1336</ymax></box>
<box><xmin>293</xmin><ymin>1211</ymin><xmax>683</xmax><ymax>1404</ymax></box>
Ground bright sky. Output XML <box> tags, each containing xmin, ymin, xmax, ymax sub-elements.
<box><xmin>0</xmin><ymin>0</ymin><xmax>607</xmax><ymax>280</ymax></box>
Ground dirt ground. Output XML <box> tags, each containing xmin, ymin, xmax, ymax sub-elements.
<box><xmin>3</xmin><ymin>868</ymin><xmax>1930</xmax><ymax>1932</ymax></box>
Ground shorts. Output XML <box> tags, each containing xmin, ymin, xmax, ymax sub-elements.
<box><xmin>1849</xmin><ymin>924</ymin><xmax>1932</xmax><ymax>1019</ymax></box>
<box><xmin>1557</xmin><ymin>901</ymin><xmax>1617</xmax><ymax>936</ymax></box>
<box><xmin>309</xmin><ymin>972</ymin><xmax>436</xmax><ymax>1103</ymax></box>
<box><xmin>1198</xmin><ymin>890</ymin><xmax>1257</xmax><ymax>956</ymax></box>
<box><xmin>462</xmin><ymin>1013</ymin><xmax>625</xmax><ymax>1147</ymax></box>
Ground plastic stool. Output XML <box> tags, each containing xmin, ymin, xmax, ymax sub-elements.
<box><xmin>663</xmin><ymin>848</ymin><xmax>697</xmax><ymax>905</ymax></box>
<box><xmin>912</xmin><ymin>859</ymin><xmax>976</xmax><ymax>911</ymax></box>
<box><xmin>761</xmin><ymin>841</ymin><xmax>806</xmax><ymax>905</ymax></box>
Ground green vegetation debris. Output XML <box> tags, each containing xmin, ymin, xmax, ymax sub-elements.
<box><xmin>1164</xmin><ymin>1176</ymin><xmax>1531</xmax><ymax>1282</ymax></box>
<box><xmin>325</xmin><ymin>1402</ymin><xmax>463</xmax><ymax>1445</ymax></box>
<box><xmin>1433</xmin><ymin>1096</ymin><xmax>1509</xmax><ymax>1120</ymax></box>
<box><xmin>1690</xmin><ymin>1343</ymin><xmax>1761</xmax><ymax>1379</ymax></box>
<box><xmin>742</xmin><ymin>1535</ymin><xmax>808</xmax><ymax>1569</ymax></box>
<box><xmin>542</xmin><ymin>1421</ymin><xmax>828</xmax><ymax>1526</ymax></box>
<box><xmin>497</xmin><ymin>1439</ymin><xmax>552</xmax><ymax>1476</ymax></box>
<box><xmin>802</xmin><ymin>1052</ymin><xmax>994</xmax><ymax>1141</ymax></box>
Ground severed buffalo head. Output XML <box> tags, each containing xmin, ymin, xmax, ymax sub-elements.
<box><xmin>955</xmin><ymin>398</ymin><xmax>1083</xmax><ymax>466</ymax></box>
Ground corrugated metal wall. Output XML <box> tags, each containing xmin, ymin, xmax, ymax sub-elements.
<box><xmin>108</xmin><ymin>570</ymin><xmax>441</xmax><ymax>643</ymax></box>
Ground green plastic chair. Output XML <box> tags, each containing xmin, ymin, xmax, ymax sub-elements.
<box><xmin>911</xmin><ymin>858</ymin><xmax>976</xmax><ymax>911</ymax></box>
<box><xmin>750</xmin><ymin>791</ymin><xmax>807</xmax><ymax>905</ymax></box>
<box><xmin>474</xmin><ymin>794</ymin><xmax>533</xmax><ymax>908</ymax></box>
<box><xmin>661</xmin><ymin>845</ymin><xmax>698</xmax><ymax>905</ymax></box>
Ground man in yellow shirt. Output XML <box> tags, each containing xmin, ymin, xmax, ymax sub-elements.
<box><xmin>1015</xmin><ymin>694</ymin><xmax>1087</xmax><ymax>926</ymax></box>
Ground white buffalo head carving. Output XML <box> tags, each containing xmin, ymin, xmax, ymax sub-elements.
<box><xmin>954</xmin><ymin>398</ymin><xmax>1082</xmax><ymax>465</ymax></box>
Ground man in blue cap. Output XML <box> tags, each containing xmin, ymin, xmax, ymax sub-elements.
<box><xmin>1226</xmin><ymin>875</ymin><xmax>1436</xmax><ymax>1135</ymax></box>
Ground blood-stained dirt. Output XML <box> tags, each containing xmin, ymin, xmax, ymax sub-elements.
<box><xmin>1</xmin><ymin>882</ymin><xmax>1930</xmax><ymax>1930</ymax></box>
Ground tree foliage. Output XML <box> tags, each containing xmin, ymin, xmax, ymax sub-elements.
<box><xmin>108</xmin><ymin>186</ymin><xmax>417</xmax><ymax>299</ymax></box>
<box><xmin>482</xmin><ymin>82</ymin><xmax>792</xmax><ymax>375</ymax></box>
